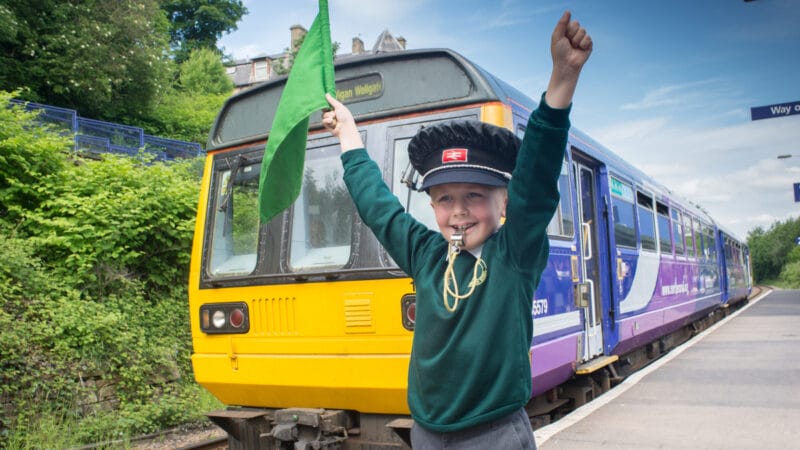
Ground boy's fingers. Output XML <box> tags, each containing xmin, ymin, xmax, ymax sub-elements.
<box><xmin>553</xmin><ymin>10</ymin><xmax>570</xmax><ymax>39</ymax></box>
<box><xmin>572</xmin><ymin>28</ymin><xmax>587</xmax><ymax>48</ymax></box>
<box><xmin>325</xmin><ymin>92</ymin><xmax>341</xmax><ymax>109</ymax></box>
<box><xmin>566</xmin><ymin>19</ymin><xmax>580</xmax><ymax>41</ymax></box>
<box><xmin>580</xmin><ymin>33</ymin><xmax>593</xmax><ymax>51</ymax></box>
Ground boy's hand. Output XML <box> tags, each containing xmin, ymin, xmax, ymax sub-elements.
<box><xmin>546</xmin><ymin>11</ymin><xmax>593</xmax><ymax>109</ymax></box>
<box><xmin>551</xmin><ymin>11</ymin><xmax>592</xmax><ymax>76</ymax></box>
<box><xmin>323</xmin><ymin>93</ymin><xmax>364</xmax><ymax>152</ymax></box>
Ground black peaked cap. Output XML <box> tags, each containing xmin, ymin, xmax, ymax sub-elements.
<box><xmin>408</xmin><ymin>120</ymin><xmax>520</xmax><ymax>191</ymax></box>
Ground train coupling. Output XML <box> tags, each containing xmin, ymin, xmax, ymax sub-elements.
<box><xmin>268</xmin><ymin>408</ymin><xmax>349</xmax><ymax>448</ymax></box>
<box><xmin>207</xmin><ymin>407</ymin><xmax>351</xmax><ymax>449</ymax></box>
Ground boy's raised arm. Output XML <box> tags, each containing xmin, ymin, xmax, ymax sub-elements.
<box><xmin>545</xmin><ymin>11</ymin><xmax>593</xmax><ymax>109</ymax></box>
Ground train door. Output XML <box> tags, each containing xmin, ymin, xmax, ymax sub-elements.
<box><xmin>573</xmin><ymin>154</ymin><xmax>606</xmax><ymax>360</ymax></box>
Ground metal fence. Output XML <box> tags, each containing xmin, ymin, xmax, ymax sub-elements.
<box><xmin>9</xmin><ymin>99</ymin><xmax>202</xmax><ymax>160</ymax></box>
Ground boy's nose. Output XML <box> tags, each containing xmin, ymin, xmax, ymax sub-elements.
<box><xmin>453</xmin><ymin>200</ymin><xmax>468</xmax><ymax>215</ymax></box>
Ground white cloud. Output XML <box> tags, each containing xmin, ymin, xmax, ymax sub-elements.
<box><xmin>591</xmin><ymin>115</ymin><xmax>800</xmax><ymax>238</ymax></box>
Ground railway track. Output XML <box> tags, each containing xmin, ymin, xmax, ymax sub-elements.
<box><xmin>176</xmin><ymin>435</ymin><xmax>228</xmax><ymax>450</ymax></box>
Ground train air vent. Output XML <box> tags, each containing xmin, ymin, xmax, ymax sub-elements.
<box><xmin>344</xmin><ymin>296</ymin><xmax>374</xmax><ymax>334</ymax></box>
<box><xmin>251</xmin><ymin>297</ymin><xmax>297</xmax><ymax>336</ymax></box>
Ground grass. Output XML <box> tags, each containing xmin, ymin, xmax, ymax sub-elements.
<box><xmin>2</xmin><ymin>385</ymin><xmax>224</xmax><ymax>449</ymax></box>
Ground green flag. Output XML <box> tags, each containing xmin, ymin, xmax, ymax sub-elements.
<box><xmin>258</xmin><ymin>0</ymin><xmax>335</xmax><ymax>223</ymax></box>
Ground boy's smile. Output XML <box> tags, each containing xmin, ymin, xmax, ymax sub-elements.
<box><xmin>429</xmin><ymin>182</ymin><xmax>508</xmax><ymax>251</ymax></box>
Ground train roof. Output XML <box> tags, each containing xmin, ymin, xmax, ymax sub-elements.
<box><xmin>208</xmin><ymin>47</ymin><xmax>728</xmax><ymax>238</ymax></box>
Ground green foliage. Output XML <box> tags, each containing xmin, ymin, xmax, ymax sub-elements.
<box><xmin>0</xmin><ymin>1</ymin><xmax>172</xmax><ymax>122</ymax></box>
<box><xmin>747</xmin><ymin>216</ymin><xmax>800</xmax><ymax>284</ymax></box>
<box><xmin>0</xmin><ymin>91</ymin><xmax>72</xmax><ymax>227</ymax></box>
<box><xmin>777</xmin><ymin>245</ymin><xmax>800</xmax><ymax>288</ymax></box>
<box><xmin>137</xmin><ymin>90</ymin><xmax>228</xmax><ymax>150</ymax></box>
<box><xmin>180</xmin><ymin>48</ymin><xmax>234</xmax><ymax>95</ymax></box>
<box><xmin>20</xmin><ymin>153</ymin><xmax>200</xmax><ymax>295</ymax></box>
<box><xmin>0</xmin><ymin>92</ymin><xmax>210</xmax><ymax>446</ymax></box>
<box><xmin>128</xmin><ymin>47</ymin><xmax>234</xmax><ymax>145</ymax></box>
<box><xmin>162</xmin><ymin>0</ymin><xmax>248</xmax><ymax>64</ymax></box>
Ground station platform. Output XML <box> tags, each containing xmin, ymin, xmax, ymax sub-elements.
<box><xmin>537</xmin><ymin>288</ymin><xmax>800</xmax><ymax>449</ymax></box>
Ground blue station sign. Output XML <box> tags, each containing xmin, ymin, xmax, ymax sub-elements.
<box><xmin>751</xmin><ymin>100</ymin><xmax>800</xmax><ymax>121</ymax></box>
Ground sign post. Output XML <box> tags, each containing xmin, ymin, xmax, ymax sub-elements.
<box><xmin>751</xmin><ymin>100</ymin><xmax>800</xmax><ymax>121</ymax></box>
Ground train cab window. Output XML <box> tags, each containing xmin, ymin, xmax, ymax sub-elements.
<box><xmin>636</xmin><ymin>192</ymin><xmax>657</xmax><ymax>251</ymax></box>
<box><xmin>208</xmin><ymin>159</ymin><xmax>260</xmax><ymax>277</ymax></box>
<box><xmin>391</xmin><ymin>137</ymin><xmax>438</xmax><ymax>230</ymax></box>
<box><xmin>289</xmin><ymin>144</ymin><xmax>356</xmax><ymax>271</ymax></box>
<box><xmin>546</xmin><ymin>161</ymin><xmax>575</xmax><ymax>237</ymax></box>
<box><xmin>656</xmin><ymin>202</ymin><xmax>671</xmax><ymax>253</ymax></box>
<box><xmin>683</xmin><ymin>215</ymin><xmax>696</xmax><ymax>258</ymax></box>
<box><xmin>609</xmin><ymin>176</ymin><xmax>636</xmax><ymax>248</ymax></box>
<box><xmin>671</xmin><ymin>209</ymin><xmax>685</xmax><ymax>256</ymax></box>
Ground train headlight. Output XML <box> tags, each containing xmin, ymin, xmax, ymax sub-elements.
<box><xmin>401</xmin><ymin>295</ymin><xmax>415</xmax><ymax>331</ymax></box>
<box><xmin>200</xmin><ymin>302</ymin><xmax>249</xmax><ymax>334</ymax></box>
<box><xmin>212</xmin><ymin>310</ymin><xmax>226</xmax><ymax>328</ymax></box>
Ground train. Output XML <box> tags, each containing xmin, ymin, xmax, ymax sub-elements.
<box><xmin>188</xmin><ymin>48</ymin><xmax>752</xmax><ymax>449</ymax></box>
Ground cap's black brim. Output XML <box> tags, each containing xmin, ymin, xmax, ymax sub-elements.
<box><xmin>420</xmin><ymin>168</ymin><xmax>509</xmax><ymax>191</ymax></box>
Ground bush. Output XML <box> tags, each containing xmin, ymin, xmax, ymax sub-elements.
<box><xmin>1</xmin><ymin>89</ymin><xmax>208</xmax><ymax>446</ymax></box>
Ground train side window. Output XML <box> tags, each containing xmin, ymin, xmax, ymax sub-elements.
<box><xmin>706</xmin><ymin>226</ymin><xmax>717</xmax><ymax>261</ymax></box>
<box><xmin>656</xmin><ymin>202</ymin><xmax>671</xmax><ymax>254</ymax></box>
<box><xmin>694</xmin><ymin>219</ymin><xmax>705</xmax><ymax>259</ymax></box>
<box><xmin>636</xmin><ymin>192</ymin><xmax>657</xmax><ymax>251</ymax></box>
<box><xmin>289</xmin><ymin>144</ymin><xmax>356</xmax><ymax>271</ymax></box>
<box><xmin>683</xmin><ymin>215</ymin><xmax>696</xmax><ymax>258</ymax></box>
<box><xmin>724</xmin><ymin>238</ymin><xmax>732</xmax><ymax>262</ymax></box>
<box><xmin>671</xmin><ymin>209</ymin><xmax>685</xmax><ymax>256</ymax></box>
<box><xmin>547</xmin><ymin>161</ymin><xmax>575</xmax><ymax>238</ymax></box>
<box><xmin>609</xmin><ymin>176</ymin><xmax>636</xmax><ymax>248</ymax></box>
<box><xmin>208</xmin><ymin>162</ymin><xmax>260</xmax><ymax>277</ymax></box>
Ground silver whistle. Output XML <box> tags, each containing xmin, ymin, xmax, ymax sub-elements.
<box><xmin>450</xmin><ymin>232</ymin><xmax>465</xmax><ymax>248</ymax></box>
<box><xmin>450</xmin><ymin>226</ymin><xmax>466</xmax><ymax>253</ymax></box>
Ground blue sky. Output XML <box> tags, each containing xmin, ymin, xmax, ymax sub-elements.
<box><xmin>219</xmin><ymin>0</ymin><xmax>800</xmax><ymax>239</ymax></box>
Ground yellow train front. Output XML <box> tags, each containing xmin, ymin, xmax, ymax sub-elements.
<box><xmin>189</xmin><ymin>49</ymin><xmax>526</xmax><ymax>449</ymax></box>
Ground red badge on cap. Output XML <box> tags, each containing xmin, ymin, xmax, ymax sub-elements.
<box><xmin>442</xmin><ymin>148</ymin><xmax>468</xmax><ymax>164</ymax></box>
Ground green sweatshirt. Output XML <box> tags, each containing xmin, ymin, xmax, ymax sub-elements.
<box><xmin>341</xmin><ymin>96</ymin><xmax>571</xmax><ymax>432</ymax></box>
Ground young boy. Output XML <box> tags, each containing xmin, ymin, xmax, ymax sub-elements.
<box><xmin>323</xmin><ymin>11</ymin><xmax>592</xmax><ymax>449</ymax></box>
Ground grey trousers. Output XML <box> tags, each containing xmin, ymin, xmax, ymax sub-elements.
<box><xmin>410</xmin><ymin>408</ymin><xmax>537</xmax><ymax>449</ymax></box>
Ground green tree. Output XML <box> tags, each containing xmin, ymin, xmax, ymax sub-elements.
<box><xmin>747</xmin><ymin>216</ymin><xmax>800</xmax><ymax>283</ymax></box>
<box><xmin>131</xmin><ymin>48</ymin><xmax>233</xmax><ymax>146</ymax></box>
<box><xmin>161</xmin><ymin>0</ymin><xmax>247</xmax><ymax>64</ymax></box>
<box><xmin>0</xmin><ymin>0</ymin><xmax>172</xmax><ymax>122</ymax></box>
<box><xmin>180</xmin><ymin>47</ymin><xmax>234</xmax><ymax>95</ymax></box>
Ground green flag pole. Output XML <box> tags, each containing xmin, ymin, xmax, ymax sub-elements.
<box><xmin>258</xmin><ymin>0</ymin><xmax>335</xmax><ymax>223</ymax></box>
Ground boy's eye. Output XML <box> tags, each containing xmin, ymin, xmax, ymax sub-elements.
<box><xmin>435</xmin><ymin>195</ymin><xmax>452</xmax><ymax>204</ymax></box>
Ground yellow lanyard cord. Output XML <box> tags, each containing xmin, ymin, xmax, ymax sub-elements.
<box><xmin>443</xmin><ymin>244</ymin><xmax>487</xmax><ymax>313</ymax></box>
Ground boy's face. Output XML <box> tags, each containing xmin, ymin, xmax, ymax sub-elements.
<box><xmin>429</xmin><ymin>182</ymin><xmax>508</xmax><ymax>251</ymax></box>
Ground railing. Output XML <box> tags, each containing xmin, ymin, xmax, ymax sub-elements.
<box><xmin>9</xmin><ymin>99</ymin><xmax>202</xmax><ymax>160</ymax></box>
